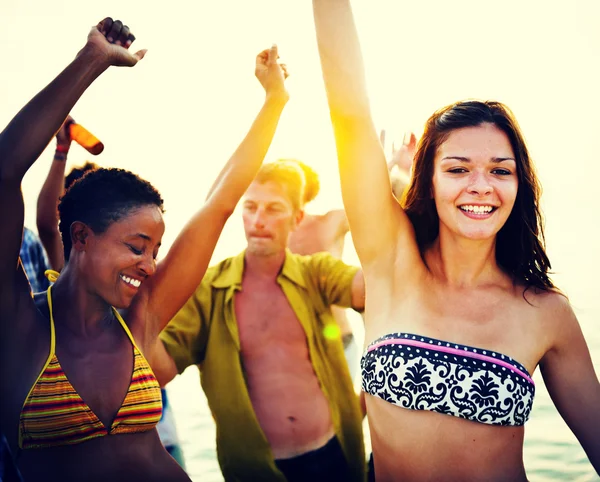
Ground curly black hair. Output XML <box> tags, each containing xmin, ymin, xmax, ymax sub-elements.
<box><xmin>64</xmin><ymin>161</ymin><xmax>99</xmax><ymax>190</ymax></box>
<box><xmin>58</xmin><ymin>168</ymin><xmax>164</xmax><ymax>262</ymax></box>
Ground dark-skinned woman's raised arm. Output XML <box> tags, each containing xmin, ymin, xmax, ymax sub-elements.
<box><xmin>0</xmin><ymin>18</ymin><xmax>145</xmax><ymax>321</ymax></box>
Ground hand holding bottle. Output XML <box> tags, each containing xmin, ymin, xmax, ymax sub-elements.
<box><xmin>55</xmin><ymin>115</ymin><xmax>104</xmax><ymax>156</ymax></box>
<box><xmin>69</xmin><ymin>122</ymin><xmax>104</xmax><ymax>155</ymax></box>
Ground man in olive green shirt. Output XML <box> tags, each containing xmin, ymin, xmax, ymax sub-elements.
<box><xmin>153</xmin><ymin>160</ymin><xmax>366</xmax><ymax>482</ymax></box>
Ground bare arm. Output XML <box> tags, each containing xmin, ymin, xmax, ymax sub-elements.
<box><xmin>204</xmin><ymin>47</ymin><xmax>288</xmax><ymax>206</ymax></box>
<box><xmin>36</xmin><ymin>119</ymin><xmax>73</xmax><ymax>271</ymax></box>
<box><xmin>148</xmin><ymin>339</ymin><xmax>179</xmax><ymax>387</ymax></box>
<box><xmin>389</xmin><ymin>168</ymin><xmax>410</xmax><ymax>200</ymax></box>
<box><xmin>539</xmin><ymin>295</ymin><xmax>600</xmax><ymax>474</ymax></box>
<box><xmin>350</xmin><ymin>270</ymin><xmax>365</xmax><ymax>312</ymax></box>
<box><xmin>135</xmin><ymin>46</ymin><xmax>290</xmax><ymax>337</ymax></box>
<box><xmin>312</xmin><ymin>0</ymin><xmax>419</xmax><ymax>269</ymax></box>
<box><xmin>388</xmin><ymin>132</ymin><xmax>416</xmax><ymax>200</ymax></box>
<box><xmin>330</xmin><ymin>209</ymin><xmax>350</xmax><ymax>239</ymax></box>
<box><xmin>0</xmin><ymin>18</ymin><xmax>144</xmax><ymax>310</ymax></box>
<box><xmin>384</xmin><ymin>131</ymin><xmax>416</xmax><ymax>174</ymax></box>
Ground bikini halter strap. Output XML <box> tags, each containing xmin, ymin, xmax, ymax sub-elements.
<box><xmin>43</xmin><ymin>269</ymin><xmax>139</xmax><ymax>349</ymax></box>
<box><xmin>45</xmin><ymin>269</ymin><xmax>60</xmax><ymax>283</ymax></box>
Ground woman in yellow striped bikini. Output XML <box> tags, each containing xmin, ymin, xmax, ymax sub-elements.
<box><xmin>0</xmin><ymin>16</ymin><xmax>289</xmax><ymax>482</ymax></box>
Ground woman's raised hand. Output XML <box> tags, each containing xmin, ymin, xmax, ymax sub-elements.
<box><xmin>81</xmin><ymin>17</ymin><xmax>147</xmax><ymax>68</ymax></box>
<box><xmin>390</xmin><ymin>132</ymin><xmax>417</xmax><ymax>174</ymax></box>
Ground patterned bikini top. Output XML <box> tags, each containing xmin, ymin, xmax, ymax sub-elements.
<box><xmin>19</xmin><ymin>286</ymin><xmax>163</xmax><ymax>449</ymax></box>
<box><xmin>361</xmin><ymin>332</ymin><xmax>535</xmax><ymax>426</ymax></box>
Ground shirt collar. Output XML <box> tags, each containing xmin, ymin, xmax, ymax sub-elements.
<box><xmin>211</xmin><ymin>249</ymin><xmax>306</xmax><ymax>289</ymax></box>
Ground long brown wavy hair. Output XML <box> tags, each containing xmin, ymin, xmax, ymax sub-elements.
<box><xmin>401</xmin><ymin>100</ymin><xmax>554</xmax><ymax>291</ymax></box>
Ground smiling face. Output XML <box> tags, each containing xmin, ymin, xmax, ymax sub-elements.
<box><xmin>77</xmin><ymin>205</ymin><xmax>165</xmax><ymax>309</ymax></box>
<box><xmin>432</xmin><ymin>123</ymin><xmax>518</xmax><ymax>242</ymax></box>
<box><xmin>242</xmin><ymin>180</ymin><xmax>303</xmax><ymax>257</ymax></box>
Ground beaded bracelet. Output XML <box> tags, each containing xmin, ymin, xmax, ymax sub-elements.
<box><xmin>54</xmin><ymin>151</ymin><xmax>67</xmax><ymax>161</ymax></box>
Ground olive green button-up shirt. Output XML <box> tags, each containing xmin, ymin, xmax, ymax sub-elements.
<box><xmin>160</xmin><ymin>249</ymin><xmax>366</xmax><ymax>482</ymax></box>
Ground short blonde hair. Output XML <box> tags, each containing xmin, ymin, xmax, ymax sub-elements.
<box><xmin>254</xmin><ymin>159</ymin><xmax>318</xmax><ymax>211</ymax></box>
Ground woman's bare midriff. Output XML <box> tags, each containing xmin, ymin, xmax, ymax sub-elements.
<box><xmin>367</xmin><ymin>395</ymin><xmax>528</xmax><ymax>482</ymax></box>
<box><xmin>17</xmin><ymin>430</ymin><xmax>190</xmax><ymax>482</ymax></box>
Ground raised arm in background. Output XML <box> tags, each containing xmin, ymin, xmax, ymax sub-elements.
<box><xmin>381</xmin><ymin>129</ymin><xmax>416</xmax><ymax>199</ymax></box>
<box><xmin>36</xmin><ymin>117</ymin><xmax>74</xmax><ymax>271</ymax></box>
<box><xmin>134</xmin><ymin>45</ymin><xmax>290</xmax><ymax>339</ymax></box>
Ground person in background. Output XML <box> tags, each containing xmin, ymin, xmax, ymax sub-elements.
<box><xmin>19</xmin><ymin>227</ymin><xmax>51</xmax><ymax>294</ymax></box>
<box><xmin>156</xmin><ymin>387</ymin><xmax>186</xmax><ymax>468</ymax></box>
<box><xmin>382</xmin><ymin>129</ymin><xmax>416</xmax><ymax>200</ymax></box>
<box><xmin>153</xmin><ymin>160</ymin><xmax>367</xmax><ymax>482</ymax></box>
<box><xmin>36</xmin><ymin>115</ymin><xmax>98</xmax><ymax>272</ymax></box>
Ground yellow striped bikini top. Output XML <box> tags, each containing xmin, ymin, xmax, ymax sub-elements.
<box><xmin>19</xmin><ymin>285</ymin><xmax>163</xmax><ymax>449</ymax></box>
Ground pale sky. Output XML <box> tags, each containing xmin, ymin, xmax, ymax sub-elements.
<box><xmin>2</xmin><ymin>0</ymin><xmax>600</xmax><ymax>309</ymax></box>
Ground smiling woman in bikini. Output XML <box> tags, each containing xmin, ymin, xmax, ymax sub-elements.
<box><xmin>0</xmin><ymin>17</ymin><xmax>289</xmax><ymax>482</ymax></box>
<box><xmin>311</xmin><ymin>1</ymin><xmax>600</xmax><ymax>480</ymax></box>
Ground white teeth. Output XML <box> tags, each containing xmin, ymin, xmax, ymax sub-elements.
<box><xmin>460</xmin><ymin>205</ymin><xmax>493</xmax><ymax>214</ymax></box>
<box><xmin>120</xmin><ymin>275</ymin><xmax>141</xmax><ymax>288</ymax></box>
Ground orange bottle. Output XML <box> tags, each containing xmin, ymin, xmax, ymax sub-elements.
<box><xmin>69</xmin><ymin>123</ymin><xmax>104</xmax><ymax>155</ymax></box>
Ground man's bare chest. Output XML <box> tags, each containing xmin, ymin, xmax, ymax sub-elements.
<box><xmin>234</xmin><ymin>283</ymin><xmax>307</xmax><ymax>351</ymax></box>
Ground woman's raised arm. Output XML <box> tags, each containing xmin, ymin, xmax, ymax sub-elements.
<box><xmin>0</xmin><ymin>18</ymin><xmax>145</xmax><ymax>310</ymax></box>
<box><xmin>312</xmin><ymin>0</ymin><xmax>420</xmax><ymax>270</ymax></box>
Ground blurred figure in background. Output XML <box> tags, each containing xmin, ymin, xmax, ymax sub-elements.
<box><xmin>19</xmin><ymin>226</ymin><xmax>51</xmax><ymax>294</ymax></box>
<box><xmin>154</xmin><ymin>159</ymin><xmax>367</xmax><ymax>482</ymax></box>
<box><xmin>36</xmin><ymin>115</ymin><xmax>98</xmax><ymax>271</ymax></box>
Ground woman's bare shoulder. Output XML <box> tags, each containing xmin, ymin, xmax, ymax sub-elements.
<box><xmin>523</xmin><ymin>285</ymin><xmax>570</xmax><ymax>309</ymax></box>
<box><xmin>521</xmin><ymin>286</ymin><xmax>577</xmax><ymax>339</ymax></box>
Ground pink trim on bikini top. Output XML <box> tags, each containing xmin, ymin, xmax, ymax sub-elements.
<box><xmin>367</xmin><ymin>336</ymin><xmax>534</xmax><ymax>386</ymax></box>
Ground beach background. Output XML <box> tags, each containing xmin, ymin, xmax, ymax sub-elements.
<box><xmin>2</xmin><ymin>0</ymin><xmax>599</xmax><ymax>480</ymax></box>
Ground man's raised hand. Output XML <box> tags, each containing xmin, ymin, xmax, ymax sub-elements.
<box><xmin>255</xmin><ymin>44</ymin><xmax>289</xmax><ymax>102</ymax></box>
